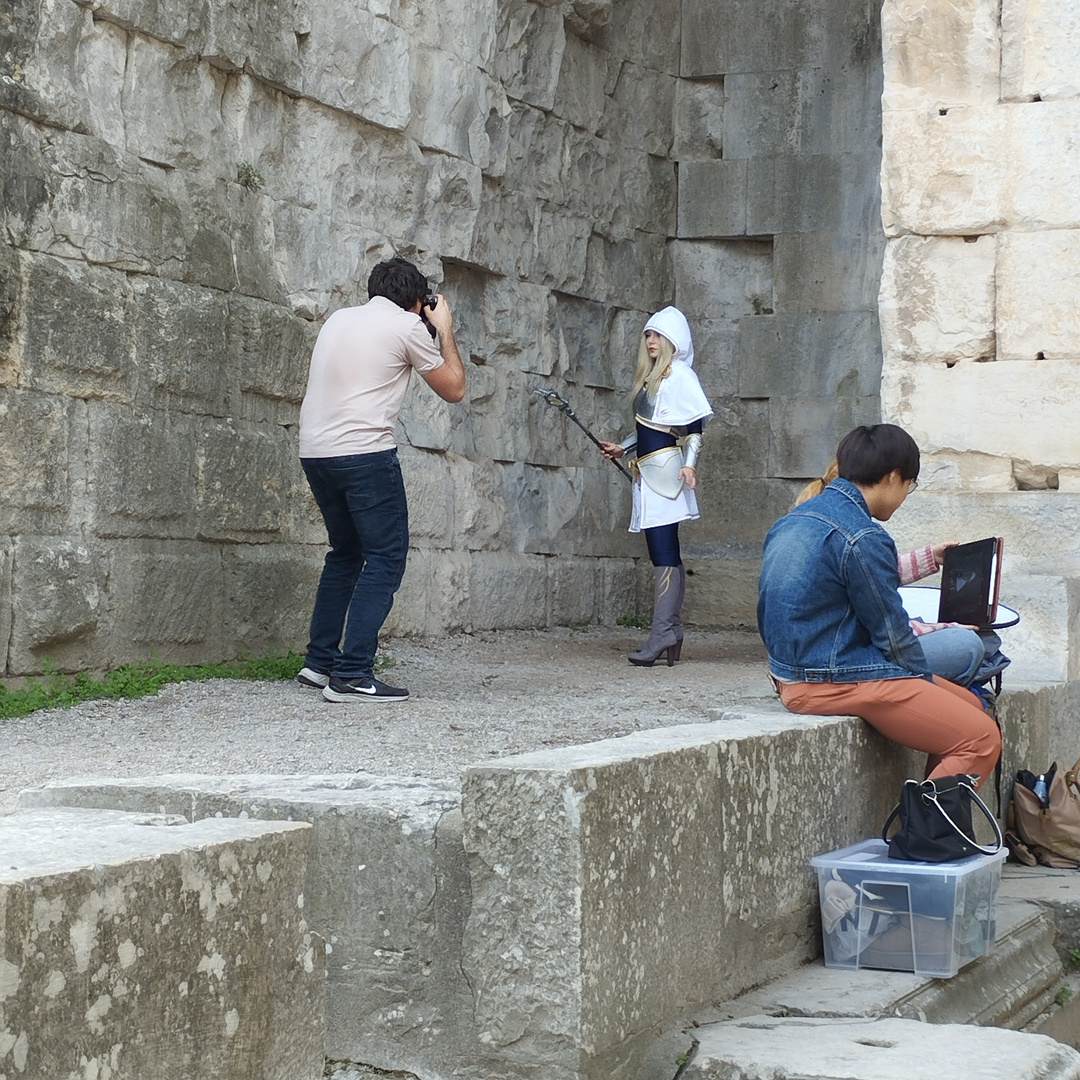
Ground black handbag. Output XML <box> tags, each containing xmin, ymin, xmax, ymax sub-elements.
<box><xmin>882</xmin><ymin>774</ymin><xmax>1003</xmax><ymax>862</ymax></box>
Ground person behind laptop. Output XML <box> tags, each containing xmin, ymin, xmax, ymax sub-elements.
<box><xmin>758</xmin><ymin>424</ymin><xmax>1000</xmax><ymax>788</ymax></box>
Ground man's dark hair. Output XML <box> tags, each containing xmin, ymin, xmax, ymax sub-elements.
<box><xmin>367</xmin><ymin>256</ymin><xmax>429</xmax><ymax>310</ymax></box>
<box><xmin>836</xmin><ymin>424</ymin><xmax>920</xmax><ymax>486</ymax></box>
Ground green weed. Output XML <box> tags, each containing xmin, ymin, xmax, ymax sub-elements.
<box><xmin>0</xmin><ymin>650</ymin><xmax>393</xmax><ymax>720</ymax></box>
<box><xmin>616</xmin><ymin>613</ymin><xmax>650</xmax><ymax>629</ymax></box>
<box><xmin>1057</xmin><ymin>984</ymin><xmax>1074</xmax><ymax>1007</ymax></box>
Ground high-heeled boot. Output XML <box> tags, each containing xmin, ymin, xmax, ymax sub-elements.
<box><xmin>628</xmin><ymin>566</ymin><xmax>682</xmax><ymax>667</ymax></box>
<box><xmin>671</xmin><ymin>563</ymin><xmax>686</xmax><ymax>653</ymax></box>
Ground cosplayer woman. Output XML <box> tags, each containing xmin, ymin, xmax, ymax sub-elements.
<box><xmin>600</xmin><ymin>307</ymin><xmax>713</xmax><ymax>666</ymax></box>
<box><xmin>757</xmin><ymin>424</ymin><xmax>1000</xmax><ymax>787</ymax></box>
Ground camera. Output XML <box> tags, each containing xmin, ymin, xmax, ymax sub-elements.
<box><xmin>424</xmin><ymin>294</ymin><xmax>438</xmax><ymax>310</ymax></box>
<box><xmin>420</xmin><ymin>294</ymin><xmax>439</xmax><ymax>339</ymax></box>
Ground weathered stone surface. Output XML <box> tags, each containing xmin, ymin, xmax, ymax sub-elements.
<box><xmin>997</xmin><ymin>230</ymin><xmax>1080</xmax><ymax>361</ymax></box>
<box><xmin>879</xmin><ymin>233</ymin><xmax>996</xmax><ymax>365</ymax></box>
<box><xmin>882</xmin><ymin>101</ymin><xmax>1080</xmax><ymax>235</ymax></box>
<box><xmin>673</xmin><ymin>77</ymin><xmax>725</xmax><ymax>162</ymax></box>
<box><xmin>0</xmin><ymin>807</ymin><xmax>324</xmax><ymax>1080</ymax></box>
<box><xmin>686</xmin><ymin>1015</ymin><xmax>1080</xmax><ymax>1080</ymax></box>
<box><xmin>18</xmin><ymin>776</ymin><xmax>467</xmax><ymax>1080</ymax></box>
<box><xmin>0</xmin><ymin>389</ymin><xmax>75</xmax><ymax>520</ymax></box>
<box><xmin>7</xmin><ymin>538</ymin><xmax>106</xmax><ymax>675</ymax></box>
<box><xmin>883</xmin><ymin>358</ymin><xmax>1080</xmax><ymax>469</ymax></box>
<box><xmin>1002</xmin><ymin>0</ymin><xmax>1080</xmax><ymax>101</ymax></box>
<box><xmin>774</xmin><ymin>230</ymin><xmax>885</xmax><ymax>315</ymax></box>
<box><xmin>492</xmin><ymin>0</ymin><xmax>566</xmax><ymax>111</ymax></box>
<box><xmin>461</xmin><ymin>710</ymin><xmax>912</xmax><ymax>1080</ymax></box>
<box><xmin>881</xmin><ymin>0</ymin><xmax>1001</xmax><ymax>110</ymax></box>
<box><xmin>674</xmin><ymin>239</ymin><xmax>773</xmax><ymax>321</ymax></box>
<box><xmin>768</xmin><ymin>393</ymin><xmax>880</xmax><ymax>477</ymax></box>
<box><xmin>678</xmin><ymin>159</ymin><xmax>747</xmax><ymax>238</ymax></box>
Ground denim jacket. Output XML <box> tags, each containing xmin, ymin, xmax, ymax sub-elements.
<box><xmin>757</xmin><ymin>478</ymin><xmax>930</xmax><ymax>683</ymax></box>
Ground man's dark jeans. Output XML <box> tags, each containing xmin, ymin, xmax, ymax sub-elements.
<box><xmin>301</xmin><ymin>451</ymin><xmax>409</xmax><ymax>680</ymax></box>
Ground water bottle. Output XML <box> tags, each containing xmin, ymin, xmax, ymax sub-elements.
<box><xmin>1033</xmin><ymin>775</ymin><xmax>1049</xmax><ymax>807</ymax></box>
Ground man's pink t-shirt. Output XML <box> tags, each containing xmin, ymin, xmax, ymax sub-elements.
<box><xmin>298</xmin><ymin>295</ymin><xmax>444</xmax><ymax>457</ymax></box>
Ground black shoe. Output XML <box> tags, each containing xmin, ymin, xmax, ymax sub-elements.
<box><xmin>322</xmin><ymin>676</ymin><xmax>409</xmax><ymax>703</ymax></box>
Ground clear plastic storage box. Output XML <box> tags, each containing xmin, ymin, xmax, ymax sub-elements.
<box><xmin>809</xmin><ymin>838</ymin><xmax>1006</xmax><ymax>978</ymax></box>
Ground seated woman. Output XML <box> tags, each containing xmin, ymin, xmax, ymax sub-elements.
<box><xmin>795</xmin><ymin>464</ymin><xmax>990</xmax><ymax>691</ymax></box>
<box><xmin>758</xmin><ymin>424</ymin><xmax>1000</xmax><ymax>788</ymax></box>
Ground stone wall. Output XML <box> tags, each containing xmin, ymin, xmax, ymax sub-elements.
<box><xmin>0</xmin><ymin>0</ymin><xmax>887</xmax><ymax>674</ymax></box>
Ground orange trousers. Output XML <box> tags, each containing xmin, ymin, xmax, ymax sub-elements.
<box><xmin>778</xmin><ymin>675</ymin><xmax>1001</xmax><ymax>790</ymax></box>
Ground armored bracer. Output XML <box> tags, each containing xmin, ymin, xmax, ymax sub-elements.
<box><xmin>682</xmin><ymin>432</ymin><xmax>703</xmax><ymax>470</ymax></box>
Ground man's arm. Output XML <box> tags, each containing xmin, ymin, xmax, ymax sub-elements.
<box><xmin>420</xmin><ymin>294</ymin><xmax>466</xmax><ymax>403</ymax></box>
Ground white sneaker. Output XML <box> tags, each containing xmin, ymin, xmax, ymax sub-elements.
<box><xmin>295</xmin><ymin>667</ymin><xmax>330</xmax><ymax>689</ymax></box>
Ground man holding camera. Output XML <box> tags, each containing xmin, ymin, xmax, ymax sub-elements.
<box><xmin>296</xmin><ymin>256</ymin><xmax>465</xmax><ymax>702</ymax></box>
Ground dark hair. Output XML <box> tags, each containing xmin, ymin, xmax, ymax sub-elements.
<box><xmin>367</xmin><ymin>256</ymin><xmax>429</xmax><ymax>310</ymax></box>
<box><xmin>836</xmin><ymin>424</ymin><xmax>920</xmax><ymax>486</ymax></box>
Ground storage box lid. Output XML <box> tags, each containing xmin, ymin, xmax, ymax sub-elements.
<box><xmin>810</xmin><ymin>837</ymin><xmax>1006</xmax><ymax>876</ymax></box>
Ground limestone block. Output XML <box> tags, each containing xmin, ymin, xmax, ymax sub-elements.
<box><xmin>26</xmin><ymin>127</ymin><xmax>189</xmax><ymax>274</ymax></box>
<box><xmin>399</xmin><ymin>374</ymin><xmax>459</xmax><ymax>453</ymax></box>
<box><xmin>882</xmin><ymin>358</ymin><xmax>1080</xmax><ymax>469</ymax></box>
<box><xmin>0</xmin><ymin>115</ymin><xmax>56</xmax><ymax>251</ymax></box>
<box><xmin>230</xmin><ymin>293</ymin><xmax>317</xmax><ymax>409</ymax></box>
<box><xmin>410</xmin><ymin>151</ymin><xmax>484</xmax><ymax>262</ymax></box>
<box><xmin>593</xmin><ymin>143</ymin><xmax>677</xmax><ymax>243</ymax></box>
<box><xmin>681</xmin><ymin>0</ymin><xmax>818</xmax><ymax>77</ymax></box>
<box><xmin>448</xmin><ymin>455</ymin><xmax>514</xmax><ymax>551</ymax></box>
<box><xmin>0</xmin><ymin>538</ymin><xmax>11</xmax><ymax>670</ymax></box>
<box><xmin>17</xmin><ymin>776</ymin><xmax>474</xmax><ymax>1080</ymax></box>
<box><xmin>527</xmin><ymin>205</ymin><xmax>592</xmax><ymax>295</ymax></box>
<box><xmin>129</xmin><ymin>276</ymin><xmax>230</xmax><ymax>413</ymax></box>
<box><xmin>674</xmin><ymin>238</ymin><xmax>773</xmax><ymax>321</ymax></box>
<box><xmin>998</xmin><ymin>230</ymin><xmax>1080</xmax><ymax>361</ymax></box>
<box><xmin>408</xmin><ymin>47</ymin><xmax>511</xmax><ymax>171</ymax></box>
<box><xmin>881</xmin><ymin>0</ymin><xmax>1001</xmax><ymax>110</ymax></box>
<box><xmin>195</xmin><ymin>419</ymin><xmax>291</xmax><ymax>539</ymax></box>
<box><xmin>598</xmin><ymin>556</ymin><xmax>638</xmax><ymax>624</ymax></box>
<box><xmin>687</xmin><ymin>322</ymin><xmax>740</xmax><ymax>404</ymax></box>
<box><xmin>0</xmin><ymin>243</ymin><xmax>19</xmax><ymax>387</ymax></box>
<box><xmin>682</xmin><ymin>551</ymin><xmax>761</xmax><ymax>628</ymax></box>
<box><xmin>393</xmin><ymin>547</ymin><xmax>472</xmax><ymax>633</ymax></box>
<box><xmin>18</xmin><ymin>254</ymin><xmax>136</xmax><ymax>401</ymax></box>
<box><xmin>582</xmin><ymin>229</ymin><xmax>671</xmax><ymax>312</ymax></box>
<box><xmin>88</xmin><ymin>402</ymin><xmax>197</xmax><ymax>533</ymax></box>
<box><xmin>893</xmin><ymin>490</ymin><xmax>1080</xmax><ymax>573</ymax></box>
<box><xmin>468</xmin><ymin>184</ymin><xmax>536</xmax><ymax>279</ymax></box>
<box><xmin>86</xmin><ymin>0</ymin><xmax>210</xmax><ymax>51</ymax></box>
<box><xmin>579</xmin><ymin>0</ymin><xmax>679</xmax><ymax>76</ymax></box>
<box><xmin>381</xmin><ymin>0</ymin><xmax>498</xmax><ymax>69</ymax></box>
<box><xmin>502</xmin><ymin>103</ymin><xmax>570</xmax><ymax>206</ymax></box>
<box><xmin>688</xmin><ymin>1015</ymin><xmax>1080</xmax><ymax>1080</ymax></box>
<box><xmin>883</xmin><ymin>101</ymin><xmax>1080</xmax><ymax>234</ymax></box>
<box><xmin>467</xmin><ymin>550</ymin><xmax>550</xmax><ymax>627</ymax></box>
<box><xmin>737</xmin><ymin>311</ymin><xmax>882</xmax><ymax>399</ymax></box>
<box><xmin>774</xmin><ymin>229</ymin><xmax>886</xmax><ymax>315</ymax></box>
<box><xmin>0</xmin><ymin>388</ymin><xmax>74</xmax><ymax>516</ymax></box>
<box><xmin>199</xmin><ymin>0</ymin><xmax>306</xmax><ymax>92</ymax></box>
<box><xmin>7</xmin><ymin>538</ymin><xmax>106</xmax><ymax>674</ymax></box>
<box><xmin>552</xmin><ymin>30</ymin><xmax>617</xmax><ymax>134</ymax></box>
<box><xmin>879</xmin><ymin>234</ymin><xmax>996</xmax><ymax>366</ymax></box>
<box><xmin>397</xmin><ymin>444</ymin><xmax>453</xmax><ymax>545</ymax></box>
<box><xmin>673</xmin><ymin>77</ymin><xmax>724</xmax><ymax>162</ymax></box>
<box><xmin>1002</xmin><ymin>0</ymin><xmax>1080</xmax><ymax>102</ymax></box>
<box><xmin>602</xmin><ymin>62</ymin><xmax>676</xmax><ymax>159</ymax></box>
<box><xmin>1062</xmin><ymin>468</ymin><xmax>1080</xmax><ymax>493</ymax></box>
<box><xmin>914</xmin><ymin>449</ymin><xmax>1018</xmax><ymax>491</ymax></box>
<box><xmin>547</xmin><ymin>557</ymin><xmax>600</xmax><ymax>625</ymax></box>
<box><xmin>0</xmin><ymin>807</ymin><xmax>323</xmax><ymax>1080</ymax></box>
<box><xmin>461</xmin><ymin>711</ymin><xmax>911</xmax><ymax>1079</ymax></box>
<box><xmin>555</xmin><ymin>292</ymin><xmax>613</xmax><ymax>390</ymax></box>
<box><xmin>607</xmin><ymin>308</ymin><xmax>649</xmax><ymax>394</ymax></box>
<box><xmin>123</xmin><ymin>36</ymin><xmax>230</xmax><ymax>174</ymax></box>
<box><xmin>994</xmin><ymin>573</ymin><xmax>1080</xmax><ymax>682</ymax></box>
<box><xmin>747</xmin><ymin>152</ymin><xmax>877</xmax><ymax>236</ymax></box>
<box><xmin>101</xmin><ymin>540</ymin><xmax>225</xmax><ymax>660</ymax></box>
<box><xmin>300</xmin><ymin>2</ymin><xmax>411</xmax><ymax>131</ymax></box>
<box><xmin>678</xmin><ymin>159</ymin><xmax>747</xmax><ymax>238</ymax></box>
<box><xmin>768</xmin><ymin>395</ymin><xmax>879</xmax><ymax>479</ymax></box>
<box><xmin>493</xmin><ymin>0</ymin><xmax>566</xmax><ymax>111</ymax></box>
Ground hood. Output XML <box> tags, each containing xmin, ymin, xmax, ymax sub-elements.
<box><xmin>643</xmin><ymin>306</ymin><xmax>694</xmax><ymax>368</ymax></box>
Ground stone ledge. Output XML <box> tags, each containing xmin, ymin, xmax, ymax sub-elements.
<box><xmin>0</xmin><ymin>807</ymin><xmax>325</xmax><ymax>1080</ymax></box>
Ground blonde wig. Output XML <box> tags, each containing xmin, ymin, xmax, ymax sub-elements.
<box><xmin>793</xmin><ymin>460</ymin><xmax>840</xmax><ymax>507</ymax></box>
<box><xmin>630</xmin><ymin>332</ymin><xmax>676</xmax><ymax>402</ymax></box>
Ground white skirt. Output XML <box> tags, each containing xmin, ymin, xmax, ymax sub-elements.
<box><xmin>628</xmin><ymin>477</ymin><xmax>700</xmax><ymax>532</ymax></box>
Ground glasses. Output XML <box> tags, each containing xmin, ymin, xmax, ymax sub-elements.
<box><xmin>907</xmin><ymin>479</ymin><xmax>919</xmax><ymax>493</ymax></box>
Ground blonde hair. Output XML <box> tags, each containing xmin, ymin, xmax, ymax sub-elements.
<box><xmin>793</xmin><ymin>460</ymin><xmax>839</xmax><ymax>507</ymax></box>
<box><xmin>630</xmin><ymin>332</ymin><xmax>675</xmax><ymax>402</ymax></box>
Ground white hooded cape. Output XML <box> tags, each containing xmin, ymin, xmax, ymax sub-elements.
<box><xmin>629</xmin><ymin>306</ymin><xmax>713</xmax><ymax>532</ymax></box>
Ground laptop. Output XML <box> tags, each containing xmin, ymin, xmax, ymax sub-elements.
<box><xmin>938</xmin><ymin>537</ymin><xmax>1003</xmax><ymax>628</ymax></box>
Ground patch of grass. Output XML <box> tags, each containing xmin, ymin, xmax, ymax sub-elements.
<box><xmin>616</xmin><ymin>612</ymin><xmax>650</xmax><ymax>630</ymax></box>
<box><xmin>568</xmin><ymin>622</ymin><xmax>591</xmax><ymax>633</ymax></box>
<box><xmin>1069</xmin><ymin>946</ymin><xmax>1080</xmax><ymax>968</ymax></box>
<box><xmin>236</xmin><ymin>161</ymin><xmax>265</xmax><ymax>190</ymax></box>
<box><xmin>1057</xmin><ymin>984</ymin><xmax>1074</xmax><ymax>1007</ymax></box>
<box><xmin>0</xmin><ymin>650</ymin><xmax>347</xmax><ymax>720</ymax></box>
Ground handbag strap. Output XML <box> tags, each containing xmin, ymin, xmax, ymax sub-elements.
<box><xmin>924</xmin><ymin>778</ymin><xmax>1003</xmax><ymax>855</ymax></box>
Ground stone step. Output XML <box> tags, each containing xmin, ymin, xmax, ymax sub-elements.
<box><xmin>682</xmin><ymin>1015</ymin><xmax>1080</xmax><ymax>1080</ymax></box>
<box><xmin>678</xmin><ymin>897</ymin><xmax>1066</xmax><ymax>1078</ymax></box>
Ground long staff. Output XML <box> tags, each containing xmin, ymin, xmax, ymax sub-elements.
<box><xmin>532</xmin><ymin>388</ymin><xmax>633</xmax><ymax>482</ymax></box>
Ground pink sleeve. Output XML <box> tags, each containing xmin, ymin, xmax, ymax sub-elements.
<box><xmin>897</xmin><ymin>545</ymin><xmax>938</xmax><ymax>585</ymax></box>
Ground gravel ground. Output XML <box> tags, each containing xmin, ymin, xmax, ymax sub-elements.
<box><xmin>0</xmin><ymin>626</ymin><xmax>774</xmax><ymax>814</ymax></box>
